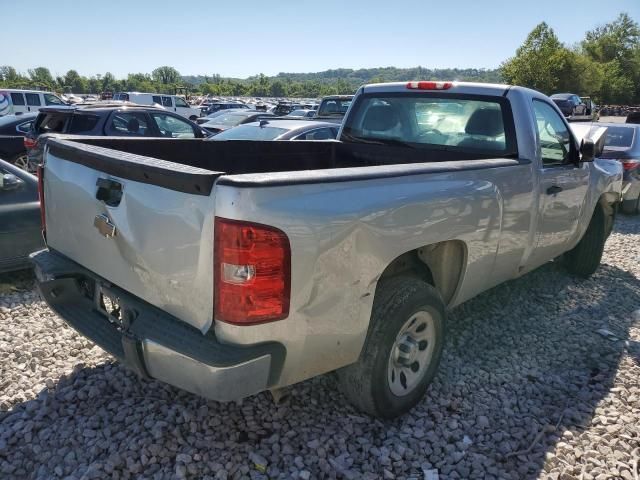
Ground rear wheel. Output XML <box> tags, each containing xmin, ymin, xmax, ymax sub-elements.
<box><xmin>621</xmin><ymin>194</ymin><xmax>640</xmax><ymax>215</ymax></box>
<box><xmin>336</xmin><ymin>276</ymin><xmax>445</xmax><ymax>418</ymax></box>
<box><xmin>564</xmin><ymin>205</ymin><xmax>607</xmax><ymax>277</ymax></box>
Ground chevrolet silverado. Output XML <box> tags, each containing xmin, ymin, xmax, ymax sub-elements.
<box><xmin>31</xmin><ymin>81</ymin><xmax>621</xmax><ymax>418</ymax></box>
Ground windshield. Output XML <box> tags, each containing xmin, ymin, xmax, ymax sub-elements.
<box><xmin>205</xmin><ymin>113</ymin><xmax>250</xmax><ymax>127</ymax></box>
<box><xmin>342</xmin><ymin>94</ymin><xmax>511</xmax><ymax>154</ymax></box>
<box><xmin>604</xmin><ymin>126</ymin><xmax>635</xmax><ymax>148</ymax></box>
<box><xmin>212</xmin><ymin>124</ymin><xmax>288</xmax><ymax>141</ymax></box>
<box><xmin>318</xmin><ymin>99</ymin><xmax>352</xmax><ymax>116</ymax></box>
<box><xmin>552</xmin><ymin>99</ymin><xmax>571</xmax><ymax>107</ymax></box>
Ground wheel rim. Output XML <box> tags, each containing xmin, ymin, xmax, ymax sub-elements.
<box><xmin>14</xmin><ymin>154</ymin><xmax>34</xmax><ymax>173</ymax></box>
<box><xmin>387</xmin><ymin>310</ymin><xmax>436</xmax><ymax>397</ymax></box>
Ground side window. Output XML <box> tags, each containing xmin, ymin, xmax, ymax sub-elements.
<box><xmin>174</xmin><ymin>97</ymin><xmax>189</xmax><ymax>108</ymax></box>
<box><xmin>162</xmin><ymin>96</ymin><xmax>173</xmax><ymax>108</ymax></box>
<box><xmin>152</xmin><ymin>95</ymin><xmax>162</xmax><ymax>105</ymax></box>
<box><xmin>107</xmin><ymin>112</ymin><xmax>151</xmax><ymax>136</ymax></box>
<box><xmin>25</xmin><ymin>93</ymin><xmax>41</xmax><ymax>106</ymax></box>
<box><xmin>16</xmin><ymin>120</ymin><xmax>33</xmax><ymax>133</ymax></box>
<box><xmin>44</xmin><ymin>94</ymin><xmax>64</xmax><ymax>106</ymax></box>
<box><xmin>68</xmin><ymin>114</ymin><xmax>100</xmax><ymax>134</ymax></box>
<box><xmin>11</xmin><ymin>93</ymin><xmax>25</xmax><ymax>106</ymax></box>
<box><xmin>149</xmin><ymin>113</ymin><xmax>196</xmax><ymax>138</ymax></box>
<box><xmin>532</xmin><ymin>100</ymin><xmax>573</xmax><ymax>167</ymax></box>
<box><xmin>294</xmin><ymin>128</ymin><xmax>335</xmax><ymax>141</ymax></box>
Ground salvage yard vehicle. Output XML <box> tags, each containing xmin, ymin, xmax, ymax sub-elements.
<box><xmin>0</xmin><ymin>89</ymin><xmax>68</xmax><ymax>117</ymax></box>
<box><xmin>209</xmin><ymin>119</ymin><xmax>339</xmax><ymax>141</ymax></box>
<box><xmin>197</xmin><ymin>110</ymin><xmax>275</xmax><ymax>135</ymax></box>
<box><xmin>0</xmin><ymin>113</ymin><xmax>37</xmax><ymax>172</ymax></box>
<box><xmin>25</xmin><ymin>104</ymin><xmax>209</xmax><ymax>168</ymax></box>
<box><xmin>317</xmin><ymin>95</ymin><xmax>353</xmax><ymax>117</ymax></box>
<box><xmin>0</xmin><ymin>159</ymin><xmax>43</xmax><ymax>273</ymax></box>
<box><xmin>32</xmin><ymin>81</ymin><xmax>622</xmax><ymax>418</ymax></box>
<box><xmin>112</xmin><ymin>92</ymin><xmax>202</xmax><ymax>120</ymax></box>
<box><xmin>550</xmin><ymin>93</ymin><xmax>590</xmax><ymax>121</ymax></box>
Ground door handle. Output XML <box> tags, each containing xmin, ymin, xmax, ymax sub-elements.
<box><xmin>546</xmin><ymin>185</ymin><xmax>563</xmax><ymax>195</ymax></box>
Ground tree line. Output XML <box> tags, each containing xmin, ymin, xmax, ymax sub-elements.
<box><xmin>0</xmin><ymin>13</ymin><xmax>638</xmax><ymax>103</ymax></box>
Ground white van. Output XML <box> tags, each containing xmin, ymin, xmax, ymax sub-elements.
<box><xmin>0</xmin><ymin>89</ymin><xmax>68</xmax><ymax>117</ymax></box>
<box><xmin>113</xmin><ymin>92</ymin><xmax>201</xmax><ymax>120</ymax></box>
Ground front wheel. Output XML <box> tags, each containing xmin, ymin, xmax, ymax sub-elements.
<box><xmin>336</xmin><ymin>276</ymin><xmax>445</xmax><ymax>418</ymax></box>
<box><xmin>564</xmin><ymin>205</ymin><xmax>607</xmax><ymax>277</ymax></box>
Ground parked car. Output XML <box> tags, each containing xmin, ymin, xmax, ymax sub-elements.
<box><xmin>112</xmin><ymin>92</ymin><xmax>201</xmax><ymax>120</ymax></box>
<box><xmin>626</xmin><ymin>111</ymin><xmax>640</xmax><ymax>124</ymax></box>
<box><xmin>205</xmin><ymin>102</ymin><xmax>250</xmax><ymax>116</ymax></box>
<box><xmin>199</xmin><ymin>110</ymin><xmax>275</xmax><ymax>135</ymax></box>
<box><xmin>32</xmin><ymin>81</ymin><xmax>621</xmax><ymax>418</ymax></box>
<box><xmin>210</xmin><ymin>119</ymin><xmax>339</xmax><ymax>141</ymax></box>
<box><xmin>0</xmin><ymin>159</ymin><xmax>43</xmax><ymax>273</ymax></box>
<box><xmin>0</xmin><ymin>113</ymin><xmax>37</xmax><ymax>172</ymax></box>
<box><xmin>273</xmin><ymin>102</ymin><xmax>302</xmax><ymax>116</ymax></box>
<box><xmin>196</xmin><ymin>108</ymin><xmax>249</xmax><ymax>124</ymax></box>
<box><xmin>0</xmin><ymin>89</ymin><xmax>68</xmax><ymax>117</ymax></box>
<box><xmin>550</xmin><ymin>93</ymin><xmax>588</xmax><ymax>119</ymax></box>
<box><xmin>575</xmin><ymin>123</ymin><xmax>640</xmax><ymax>214</ymax></box>
<box><xmin>25</xmin><ymin>104</ymin><xmax>209</xmax><ymax>169</ymax></box>
<box><xmin>286</xmin><ymin>109</ymin><xmax>316</xmax><ymax>118</ymax></box>
<box><xmin>317</xmin><ymin>95</ymin><xmax>354</xmax><ymax>117</ymax></box>
<box><xmin>580</xmin><ymin>96</ymin><xmax>598</xmax><ymax>119</ymax></box>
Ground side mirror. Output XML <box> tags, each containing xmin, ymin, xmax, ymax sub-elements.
<box><xmin>580</xmin><ymin>139</ymin><xmax>596</xmax><ymax>162</ymax></box>
<box><xmin>0</xmin><ymin>173</ymin><xmax>23</xmax><ymax>191</ymax></box>
<box><xmin>579</xmin><ymin>125</ymin><xmax>607</xmax><ymax>162</ymax></box>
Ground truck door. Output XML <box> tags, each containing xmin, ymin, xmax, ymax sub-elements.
<box><xmin>531</xmin><ymin>99</ymin><xmax>589</xmax><ymax>263</ymax></box>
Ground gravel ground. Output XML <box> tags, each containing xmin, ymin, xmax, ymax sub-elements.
<box><xmin>0</xmin><ymin>215</ymin><xmax>639</xmax><ymax>480</ymax></box>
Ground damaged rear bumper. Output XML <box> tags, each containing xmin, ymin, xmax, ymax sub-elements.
<box><xmin>30</xmin><ymin>249</ymin><xmax>285</xmax><ymax>402</ymax></box>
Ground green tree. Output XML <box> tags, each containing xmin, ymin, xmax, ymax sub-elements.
<box><xmin>501</xmin><ymin>22</ymin><xmax>572</xmax><ymax>94</ymax></box>
<box><xmin>269</xmin><ymin>80</ymin><xmax>286</xmax><ymax>97</ymax></box>
<box><xmin>152</xmin><ymin>66</ymin><xmax>180</xmax><ymax>85</ymax></box>
<box><xmin>64</xmin><ymin>70</ymin><xmax>87</xmax><ymax>93</ymax></box>
<box><xmin>28</xmin><ymin>67</ymin><xmax>55</xmax><ymax>88</ymax></box>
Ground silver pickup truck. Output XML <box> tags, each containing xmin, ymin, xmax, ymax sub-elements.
<box><xmin>32</xmin><ymin>81</ymin><xmax>622</xmax><ymax>418</ymax></box>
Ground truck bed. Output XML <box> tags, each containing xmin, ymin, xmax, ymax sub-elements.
<box><xmin>47</xmin><ymin>136</ymin><xmax>522</xmax><ymax>192</ymax></box>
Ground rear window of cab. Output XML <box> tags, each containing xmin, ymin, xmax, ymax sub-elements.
<box><xmin>342</xmin><ymin>93</ymin><xmax>517</xmax><ymax>156</ymax></box>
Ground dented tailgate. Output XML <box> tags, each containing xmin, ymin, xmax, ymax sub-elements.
<box><xmin>42</xmin><ymin>138</ymin><xmax>221</xmax><ymax>333</ymax></box>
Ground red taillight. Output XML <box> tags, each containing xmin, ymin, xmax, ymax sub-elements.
<box><xmin>37</xmin><ymin>165</ymin><xmax>46</xmax><ymax>234</ymax></box>
<box><xmin>214</xmin><ymin>217</ymin><xmax>291</xmax><ymax>325</ymax></box>
<box><xmin>24</xmin><ymin>137</ymin><xmax>36</xmax><ymax>149</ymax></box>
<box><xmin>406</xmin><ymin>81</ymin><xmax>453</xmax><ymax>90</ymax></box>
<box><xmin>622</xmin><ymin>159</ymin><xmax>640</xmax><ymax>171</ymax></box>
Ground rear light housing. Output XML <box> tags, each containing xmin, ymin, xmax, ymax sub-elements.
<box><xmin>23</xmin><ymin>136</ymin><xmax>36</xmax><ymax>149</ymax></box>
<box><xmin>37</xmin><ymin>165</ymin><xmax>46</xmax><ymax>235</ymax></box>
<box><xmin>406</xmin><ymin>81</ymin><xmax>453</xmax><ymax>90</ymax></box>
<box><xmin>214</xmin><ymin>217</ymin><xmax>291</xmax><ymax>325</ymax></box>
<box><xmin>621</xmin><ymin>159</ymin><xmax>640</xmax><ymax>171</ymax></box>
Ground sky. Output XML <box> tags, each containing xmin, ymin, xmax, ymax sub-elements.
<box><xmin>1</xmin><ymin>0</ymin><xmax>639</xmax><ymax>79</ymax></box>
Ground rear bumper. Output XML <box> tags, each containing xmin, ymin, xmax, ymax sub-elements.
<box><xmin>30</xmin><ymin>249</ymin><xmax>285</xmax><ymax>402</ymax></box>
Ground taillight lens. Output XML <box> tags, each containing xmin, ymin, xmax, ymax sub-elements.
<box><xmin>23</xmin><ymin>137</ymin><xmax>36</xmax><ymax>149</ymax></box>
<box><xmin>622</xmin><ymin>159</ymin><xmax>640</xmax><ymax>171</ymax></box>
<box><xmin>214</xmin><ymin>217</ymin><xmax>291</xmax><ymax>325</ymax></box>
<box><xmin>406</xmin><ymin>81</ymin><xmax>453</xmax><ymax>90</ymax></box>
<box><xmin>37</xmin><ymin>165</ymin><xmax>46</xmax><ymax>234</ymax></box>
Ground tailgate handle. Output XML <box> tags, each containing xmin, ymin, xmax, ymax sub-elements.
<box><xmin>96</xmin><ymin>178</ymin><xmax>123</xmax><ymax>207</ymax></box>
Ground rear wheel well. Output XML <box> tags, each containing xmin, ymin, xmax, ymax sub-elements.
<box><xmin>378</xmin><ymin>240</ymin><xmax>466</xmax><ymax>306</ymax></box>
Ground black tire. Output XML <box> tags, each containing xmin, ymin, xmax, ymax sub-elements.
<box><xmin>189</xmin><ymin>115</ymin><xmax>198</xmax><ymax>121</ymax></box>
<box><xmin>621</xmin><ymin>194</ymin><xmax>640</xmax><ymax>215</ymax></box>
<box><xmin>336</xmin><ymin>276</ymin><xmax>445</xmax><ymax>418</ymax></box>
<box><xmin>564</xmin><ymin>205</ymin><xmax>607</xmax><ymax>277</ymax></box>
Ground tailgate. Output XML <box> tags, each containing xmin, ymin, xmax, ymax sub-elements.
<box><xmin>42</xmin><ymin>138</ymin><xmax>221</xmax><ymax>332</ymax></box>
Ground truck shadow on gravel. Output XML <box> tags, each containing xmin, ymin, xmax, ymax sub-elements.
<box><xmin>1</xmin><ymin>260</ymin><xmax>639</xmax><ymax>479</ymax></box>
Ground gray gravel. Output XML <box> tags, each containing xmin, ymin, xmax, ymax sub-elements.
<box><xmin>1</xmin><ymin>215</ymin><xmax>639</xmax><ymax>480</ymax></box>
